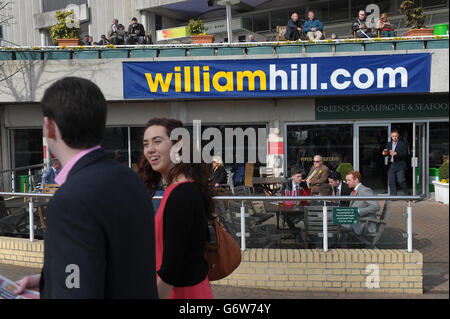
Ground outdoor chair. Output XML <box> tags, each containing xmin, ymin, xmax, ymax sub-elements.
<box><xmin>303</xmin><ymin>205</ymin><xmax>340</xmax><ymax>248</ymax></box>
<box><xmin>354</xmin><ymin>201</ymin><xmax>391</xmax><ymax>248</ymax></box>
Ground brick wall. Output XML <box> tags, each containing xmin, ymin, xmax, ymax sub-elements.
<box><xmin>0</xmin><ymin>237</ymin><xmax>44</xmax><ymax>269</ymax></box>
<box><xmin>0</xmin><ymin>237</ymin><xmax>423</xmax><ymax>294</ymax></box>
<box><xmin>213</xmin><ymin>249</ymin><xmax>423</xmax><ymax>294</ymax></box>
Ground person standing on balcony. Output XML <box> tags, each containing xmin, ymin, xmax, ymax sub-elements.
<box><xmin>304</xmin><ymin>10</ymin><xmax>323</xmax><ymax>41</ymax></box>
<box><xmin>15</xmin><ymin>77</ymin><xmax>157</xmax><ymax>299</ymax></box>
<box><xmin>285</xmin><ymin>12</ymin><xmax>303</xmax><ymax>41</ymax></box>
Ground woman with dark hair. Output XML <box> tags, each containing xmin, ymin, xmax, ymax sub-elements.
<box><xmin>138</xmin><ymin>118</ymin><xmax>214</xmax><ymax>299</ymax></box>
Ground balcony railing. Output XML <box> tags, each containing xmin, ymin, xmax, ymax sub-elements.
<box><xmin>0</xmin><ymin>36</ymin><xmax>448</xmax><ymax>61</ymax></box>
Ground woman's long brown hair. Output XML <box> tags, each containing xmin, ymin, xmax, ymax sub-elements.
<box><xmin>138</xmin><ymin>118</ymin><xmax>214</xmax><ymax>219</ymax></box>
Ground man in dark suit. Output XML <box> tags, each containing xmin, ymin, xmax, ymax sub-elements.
<box><xmin>280</xmin><ymin>166</ymin><xmax>308</xmax><ymax>195</ymax></box>
<box><xmin>383</xmin><ymin>129</ymin><xmax>409</xmax><ymax>195</ymax></box>
<box><xmin>16</xmin><ymin>77</ymin><xmax>157</xmax><ymax>299</ymax></box>
<box><xmin>285</xmin><ymin>12</ymin><xmax>303</xmax><ymax>41</ymax></box>
<box><xmin>328</xmin><ymin>171</ymin><xmax>352</xmax><ymax>207</ymax></box>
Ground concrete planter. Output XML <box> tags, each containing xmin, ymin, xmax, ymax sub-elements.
<box><xmin>426</xmin><ymin>39</ymin><xmax>449</xmax><ymax>49</ymax></box>
<box><xmin>304</xmin><ymin>43</ymin><xmax>333</xmax><ymax>53</ymax></box>
<box><xmin>158</xmin><ymin>48</ymin><xmax>186</xmax><ymax>57</ymax></box>
<box><xmin>432</xmin><ymin>181</ymin><xmax>449</xmax><ymax>204</ymax></box>
<box><xmin>246</xmin><ymin>46</ymin><xmax>274</xmax><ymax>55</ymax></box>
<box><xmin>335</xmin><ymin>42</ymin><xmax>363</xmax><ymax>52</ymax></box>
<box><xmin>56</xmin><ymin>38</ymin><xmax>80</xmax><ymax>46</ymax></box>
<box><xmin>217</xmin><ymin>47</ymin><xmax>244</xmax><ymax>56</ymax></box>
<box><xmin>188</xmin><ymin>47</ymin><xmax>216</xmax><ymax>56</ymax></box>
<box><xmin>0</xmin><ymin>51</ymin><xmax>13</xmax><ymax>60</ymax></box>
<box><xmin>44</xmin><ymin>50</ymin><xmax>72</xmax><ymax>60</ymax></box>
<box><xmin>102</xmin><ymin>49</ymin><xmax>129</xmax><ymax>59</ymax></box>
<box><xmin>191</xmin><ymin>35</ymin><xmax>215</xmax><ymax>44</ymax></box>
<box><xmin>73</xmin><ymin>50</ymin><xmax>99</xmax><ymax>59</ymax></box>
<box><xmin>130</xmin><ymin>48</ymin><xmax>158</xmax><ymax>58</ymax></box>
<box><xmin>276</xmin><ymin>45</ymin><xmax>303</xmax><ymax>54</ymax></box>
<box><xmin>15</xmin><ymin>51</ymin><xmax>42</xmax><ymax>60</ymax></box>
<box><xmin>395</xmin><ymin>40</ymin><xmax>424</xmax><ymax>50</ymax></box>
<box><xmin>403</xmin><ymin>29</ymin><xmax>434</xmax><ymax>37</ymax></box>
<box><xmin>365</xmin><ymin>42</ymin><xmax>394</xmax><ymax>51</ymax></box>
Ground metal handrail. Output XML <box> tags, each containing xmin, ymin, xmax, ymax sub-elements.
<box><xmin>0</xmin><ymin>192</ymin><xmax>419</xmax><ymax>253</ymax></box>
<box><xmin>0</xmin><ymin>35</ymin><xmax>446</xmax><ymax>50</ymax></box>
<box><xmin>0</xmin><ymin>163</ymin><xmax>44</xmax><ymax>174</ymax></box>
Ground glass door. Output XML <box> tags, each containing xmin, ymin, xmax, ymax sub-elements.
<box><xmin>413</xmin><ymin>122</ymin><xmax>428</xmax><ymax>197</ymax></box>
<box><xmin>355</xmin><ymin>124</ymin><xmax>390</xmax><ymax>194</ymax></box>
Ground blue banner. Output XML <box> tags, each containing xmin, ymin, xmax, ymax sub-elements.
<box><xmin>123</xmin><ymin>53</ymin><xmax>431</xmax><ymax>100</ymax></box>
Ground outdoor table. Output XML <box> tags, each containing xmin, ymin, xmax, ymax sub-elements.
<box><xmin>265</xmin><ymin>201</ymin><xmax>306</xmax><ymax>245</ymax></box>
<box><xmin>252</xmin><ymin>177</ymin><xmax>286</xmax><ymax>196</ymax></box>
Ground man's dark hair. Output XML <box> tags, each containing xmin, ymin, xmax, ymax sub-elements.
<box><xmin>290</xmin><ymin>166</ymin><xmax>304</xmax><ymax>178</ymax></box>
<box><xmin>391</xmin><ymin>129</ymin><xmax>400</xmax><ymax>135</ymax></box>
<box><xmin>41</xmin><ymin>77</ymin><xmax>107</xmax><ymax>149</ymax></box>
<box><xmin>132</xmin><ymin>17</ymin><xmax>137</xmax><ymax>22</ymax></box>
<box><xmin>329</xmin><ymin>171</ymin><xmax>341</xmax><ymax>182</ymax></box>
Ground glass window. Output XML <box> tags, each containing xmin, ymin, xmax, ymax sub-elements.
<box><xmin>286</xmin><ymin>124</ymin><xmax>354</xmax><ymax>177</ymax></box>
<box><xmin>102</xmin><ymin>127</ymin><xmax>129</xmax><ymax>166</ymax></box>
<box><xmin>429</xmin><ymin>122</ymin><xmax>449</xmax><ymax>169</ymax></box>
<box><xmin>351</xmin><ymin>0</ymin><xmax>375</xmax><ymax>17</ymax></box>
<box><xmin>130</xmin><ymin>126</ymin><xmax>146</xmax><ymax>173</ymax></box>
<box><xmin>311</xmin><ymin>2</ymin><xmax>330</xmax><ymax>24</ymax></box>
<box><xmin>329</xmin><ymin>0</ymin><xmax>350</xmax><ymax>22</ymax></box>
<box><xmin>421</xmin><ymin>0</ymin><xmax>448</xmax><ymax>8</ymax></box>
<box><xmin>11</xmin><ymin>129</ymin><xmax>43</xmax><ymax>169</ymax></box>
<box><xmin>270</xmin><ymin>9</ymin><xmax>293</xmax><ymax>30</ymax></box>
<box><xmin>43</xmin><ymin>0</ymin><xmax>86</xmax><ymax>12</ymax></box>
<box><xmin>253</xmin><ymin>13</ymin><xmax>270</xmax><ymax>32</ymax></box>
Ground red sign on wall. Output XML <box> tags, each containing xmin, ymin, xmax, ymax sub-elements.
<box><xmin>268</xmin><ymin>142</ymin><xmax>284</xmax><ymax>155</ymax></box>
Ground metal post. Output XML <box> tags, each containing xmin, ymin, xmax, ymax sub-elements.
<box><xmin>407</xmin><ymin>201</ymin><xmax>413</xmax><ymax>252</ymax></box>
<box><xmin>28</xmin><ymin>197</ymin><xmax>34</xmax><ymax>242</ymax></box>
<box><xmin>28</xmin><ymin>169</ymin><xmax>32</xmax><ymax>192</ymax></box>
<box><xmin>240</xmin><ymin>201</ymin><xmax>246</xmax><ymax>251</ymax></box>
<box><xmin>128</xmin><ymin>127</ymin><xmax>132</xmax><ymax>168</ymax></box>
<box><xmin>226</xmin><ymin>2</ymin><xmax>232</xmax><ymax>43</ymax></box>
<box><xmin>11</xmin><ymin>171</ymin><xmax>15</xmax><ymax>192</ymax></box>
<box><xmin>323</xmin><ymin>202</ymin><xmax>328</xmax><ymax>252</ymax></box>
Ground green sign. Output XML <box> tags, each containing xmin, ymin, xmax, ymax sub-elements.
<box><xmin>316</xmin><ymin>95</ymin><xmax>449</xmax><ymax>120</ymax></box>
<box><xmin>333</xmin><ymin>207</ymin><xmax>359</xmax><ymax>225</ymax></box>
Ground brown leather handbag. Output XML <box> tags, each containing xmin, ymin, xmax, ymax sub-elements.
<box><xmin>205</xmin><ymin>217</ymin><xmax>241</xmax><ymax>281</ymax></box>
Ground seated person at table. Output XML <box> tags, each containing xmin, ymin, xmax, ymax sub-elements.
<box><xmin>376</xmin><ymin>12</ymin><xmax>395</xmax><ymax>37</ymax></box>
<box><xmin>339</xmin><ymin>171</ymin><xmax>380</xmax><ymax>245</ymax></box>
<box><xmin>352</xmin><ymin>10</ymin><xmax>376</xmax><ymax>38</ymax></box>
<box><xmin>280</xmin><ymin>166</ymin><xmax>308</xmax><ymax>195</ymax></box>
<box><xmin>328</xmin><ymin>171</ymin><xmax>351</xmax><ymax>207</ymax></box>
<box><xmin>41</xmin><ymin>159</ymin><xmax>61</xmax><ymax>186</ymax></box>
<box><xmin>210</xmin><ymin>155</ymin><xmax>227</xmax><ymax>187</ymax></box>
<box><xmin>309</xmin><ymin>185</ymin><xmax>336</xmax><ymax>206</ymax></box>
<box><xmin>305</xmin><ymin>155</ymin><xmax>330</xmax><ymax>195</ymax></box>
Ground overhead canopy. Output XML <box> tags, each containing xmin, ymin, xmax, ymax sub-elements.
<box><xmin>163</xmin><ymin>0</ymin><xmax>271</xmax><ymax>18</ymax></box>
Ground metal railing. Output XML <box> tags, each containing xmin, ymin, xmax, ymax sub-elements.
<box><xmin>0</xmin><ymin>191</ymin><xmax>421</xmax><ymax>253</ymax></box>
<box><xmin>0</xmin><ymin>163</ymin><xmax>45</xmax><ymax>193</ymax></box>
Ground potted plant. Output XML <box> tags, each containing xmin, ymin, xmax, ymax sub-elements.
<box><xmin>433</xmin><ymin>161</ymin><xmax>449</xmax><ymax>205</ymax></box>
<box><xmin>50</xmin><ymin>10</ymin><xmax>81</xmax><ymax>46</ymax></box>
<box><xmin>336</xmin><ymin>163</ymin><xmax>354</xmax><ymax>182</ymax></box>
<box><xmin>399</xmin><ymin>0</ymin><xmax>433</xmax><ymax>37</ymax></box>
<box><xmin>188</xmin><ymin>19</ymin><xmax>214</xmax><ymax>44</ymax></box>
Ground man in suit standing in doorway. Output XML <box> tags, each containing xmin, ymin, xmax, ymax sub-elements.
<box><xmin>15</xmin><ymin>77</ymin><xmax>157</xmax><ymax>299</ymax></box>
<box><xmin>383</xmin><ymin>129</ymin><xmax>409</xmax><ymax>195</ymax></box>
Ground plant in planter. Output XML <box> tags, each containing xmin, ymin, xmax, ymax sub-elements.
<box><xmin>50</xmin><ymin>10</ymin><xmax>81</xmax><ymax>46</ymax></box>
<box><xmin>433</xmin><ymin>161</ymin><xmax>449</xmax><ymax>204</ymax></box>
<box><xmin>399</xmin><ymin>0</ymin><xmax>433</xmax><ymax>37</ymax></box>
<box><xmin>188</xmin><ymin>19</ymin><xmax>214</xmax><ymax>44</ymax></box>
<box><xmin>336</xmin><ymin>163</ymin><xmax>354</xmax><ymax>182</ymax></box>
